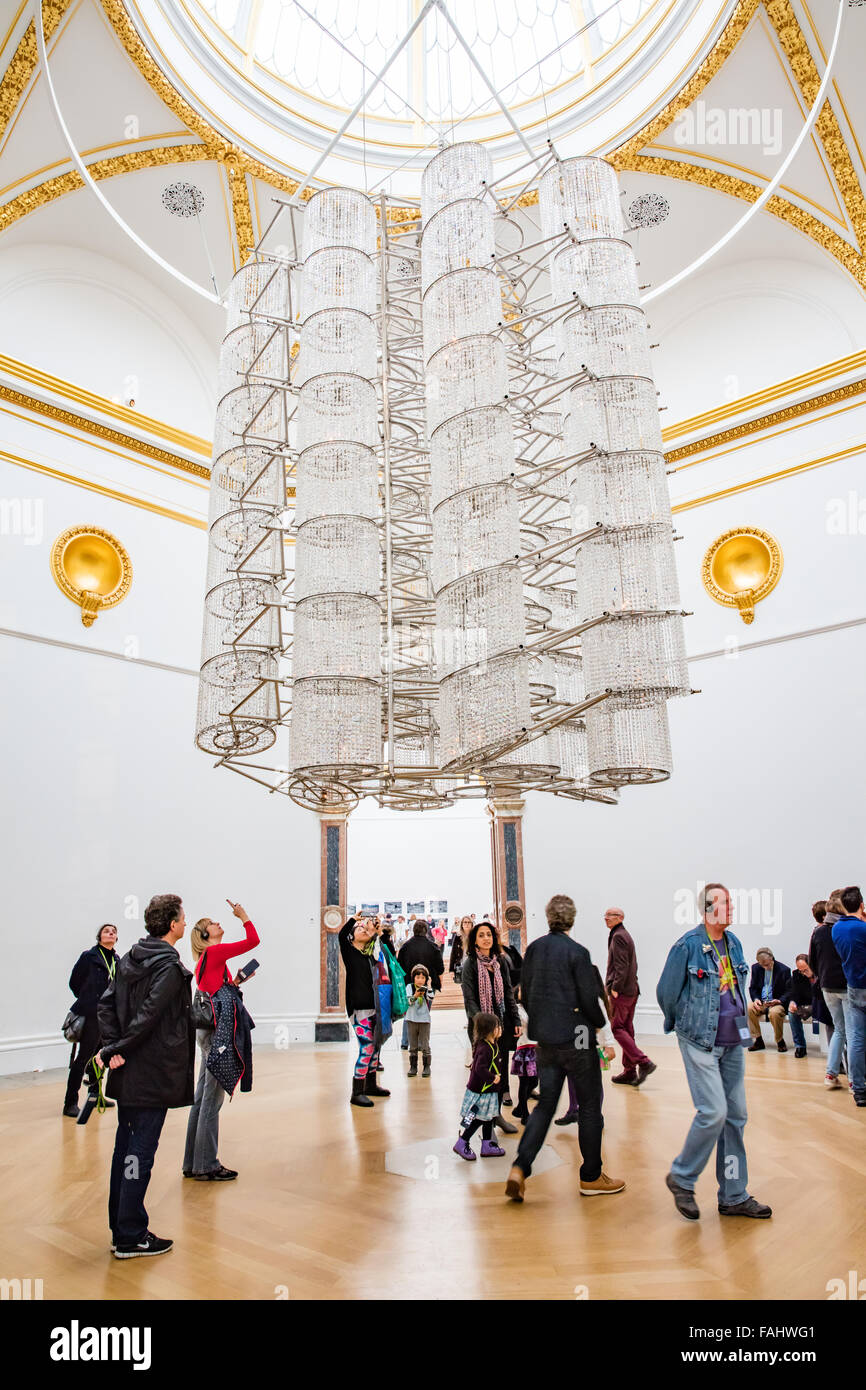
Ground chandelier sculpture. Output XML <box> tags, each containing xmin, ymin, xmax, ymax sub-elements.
<box><xmin>195</xmin><ymin>145</ymin><xmax>689</xmax><ymax>812</ymax></box>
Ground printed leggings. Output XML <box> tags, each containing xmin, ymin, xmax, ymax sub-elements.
<box><xmin>352</xmin><ymin>1010</ymin><xmax>380</xmax><ymax>1080</ymax></box>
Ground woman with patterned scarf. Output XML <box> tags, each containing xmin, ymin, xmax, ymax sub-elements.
<box><xmin>461</xmin><ymin>920</ymin><xmax>521</xmax><ymax>1133</ymax></box>
<box><xmin>339</xmin><ymin>916</ymin><xmax>393</xmax><ymax>1107</ymax></box>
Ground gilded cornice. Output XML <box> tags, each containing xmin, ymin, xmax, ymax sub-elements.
<box><xmin>96</xmin><ymin>0</ymin><xmax>300</xmax><ymax>193</ymax></box>
<box><xmin>0</xmin><ymin>0</ymin><xmax>74</xmax><ymax>144</ymax></box>
<box><xmin>765</xmin><ymin>0</ymin><xmax>866</xmax><ymax>249</ymax></box>
<box><xmin>663</xmin><ymin>347</ymin><xmax>866</xmax><ymax>440</ymax></box>
<box><xmin>666</xmin><ymin>376</ymin><xmax>866</xmax><ymax>464</ymax></box>
<box><xmin>226</xmin><ymin>159</ymin><xmax>254</xmax><ymax>266</ymax></box>
<box><xmin>610</xmin><ymin>0</ymin><xmax>761</xmax><ymax>168</ymax></box>
<box><xmin>0</xmin><ymin>140</ymin><xmax>207</xmax><ymax>232</ymax></box>
<box><xmin>625</xmin><ymin>152</ymin><xmax>865</xmax><ymax>287</ymax></box>
<box><xmin>0</xmin><ymin>384</ymin><xmax>210</xmax><ymax>477</ymax></box>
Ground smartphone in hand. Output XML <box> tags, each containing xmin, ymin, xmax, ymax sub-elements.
<box><xmin>235</xmin><ymin>958</ymin><xmax>259</xmax><ymax>984</ymax></box>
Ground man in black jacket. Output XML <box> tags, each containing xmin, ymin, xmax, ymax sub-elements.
<box><xmin>397</xmin><ymin>920</ymin><xmax>444</xmax><ymax>992</ymax></box>
<box><xmin>505</xmin><ymin>894</ymin><xmax>624</xmax><ymax>1202</ymax></box>
<box><xmin>747</xmin><ymin>948</ymin><xmax>792</xmax><ymax>1052</ymax></box>
<box><xmin>97</xmin><ymin>893</ymin><xmax>194</xmax><ymax>1259</ymax></box>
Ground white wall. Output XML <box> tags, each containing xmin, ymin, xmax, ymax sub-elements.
<box><xmin>0</xmin><ymin>454</ymin><xmax>319</xmax><ymax>1075</ymax></box>
<box><xmin>0</xmin><ymin>244</ymin><xmax>218</xmax><ymax>436</ymax></box>
<box><xmin>347</xmin><ymin>798</ymin><xmax>493</xmax><ymax>921</ymax></box>
<box><xmin>522</xmin><ymin>600</ymin><xmax>866</xmax><ymax>1032</ymax></box>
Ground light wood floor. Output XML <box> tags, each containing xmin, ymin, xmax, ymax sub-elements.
<box><xmin>2</xmin><ymin>1016</ymin><xmax>864</xmax><ymax>1301</ymax></box>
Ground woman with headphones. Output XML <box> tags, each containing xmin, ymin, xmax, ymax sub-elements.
<box><xmin>182</xmin><ymin>901</ymin><xmax>260</xmax><ymax>1181</ymax></box>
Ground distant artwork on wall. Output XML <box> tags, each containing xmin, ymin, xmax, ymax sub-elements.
<box><xmin>361</xmin><ymin>902</ymin><xmax>380</xmax><ymax>915</ymax></box>
<box><xmin>384</xmin><ymin>901</ymin><xmax>402</xmax><ymax>914</ymax></box>
<box><xmin>430</xmin><ymin>900</ymin><xmax>448</xmax><ymax>916</ymax></box>
<box><xmin>407</xmin><ymin>901</ymin><xmax>425</xmax><ymax>914</ymax></box>
<box><xmin>346</xmin><ymin>904</ymin><xmax>356</xmax><ymax>916</ymax></box>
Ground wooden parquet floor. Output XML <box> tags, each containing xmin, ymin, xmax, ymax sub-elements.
<box><xmin>1</xmin><ymin>1016</ymin><xmax>864</xmax><ymax>1301</ymax></box>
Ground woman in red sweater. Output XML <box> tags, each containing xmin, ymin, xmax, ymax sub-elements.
<box><xmin>183</xmin><ymin>901</ymin><xmax>260</xmax><ymax>1181</ymax></box>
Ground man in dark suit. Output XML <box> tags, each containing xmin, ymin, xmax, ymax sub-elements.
<box><xmin>505</xmin><ymin>894</ymin><xmax>623</xmax><ymax>1203</ymax></box>
<box><xmin>747</xmin><ymin>948</ymin><xmax>792</xmax><ymax>1052</ymax></box>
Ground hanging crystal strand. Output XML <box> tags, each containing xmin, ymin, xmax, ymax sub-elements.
<box><xmin>289</xmin><ymin>188</ymin><xmax>382</xmax><ymax>787</ymax></box>
<box><xmin>196</xmin><ymin>258</ymin><xmax>289</xmax><ymax>758</ymax></box>
<box><xmin>538</xmin><ymin>156</ymin><xmax>689</xmax><ymax>784</ymax></box>
<box><xmin>421</xmin><ymin>142</ymin><xmax>530</xmax><ymax>767</ymax></box>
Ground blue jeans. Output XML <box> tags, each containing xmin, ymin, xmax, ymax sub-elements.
<box><xmin>671</xmin><ymin>1036</ymin><xmax>749</xmax><ymax>1206</ymax></box>
<box><xmin>108</xmin><ymin>1105</ymin><xmax>168</xmax><ymax>1246</ymax></box>
<box><xmin>847</xmin><ymin>987</ymin><xmax>866</xmax><ymax>1097</ymax></box>
<box><xmin>822</xmin><ymin>988</ymin><xmax>850</xmax><ymax>1077</ymax></box>
<box><xmin>788</xmin><ymin>1010</ymin><xmax>807</xmax><ymax>1049</ymax></box>
<box><xmin>183</xmin><ymin>1030</ymin><xmax>225</xmax><ymax>1175</ymax></box>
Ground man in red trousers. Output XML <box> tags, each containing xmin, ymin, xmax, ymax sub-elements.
<box><xmin>605</xmin><ymin>907</ymin><xmax>656</xmax><ymax>1087</ymax></box>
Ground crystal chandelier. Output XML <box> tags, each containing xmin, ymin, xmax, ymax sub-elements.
<box><xmin>195</xmin><ymin>145</ymin><xmax>689</xmax><ymax>812</ymax></box>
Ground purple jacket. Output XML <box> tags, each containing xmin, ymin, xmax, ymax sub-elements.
<box><xmin>467</xmin><ymin>1038</ymin><xmax>501</xmax><ymax>1094</ymax></box>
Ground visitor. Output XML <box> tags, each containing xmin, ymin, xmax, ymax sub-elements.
<box><xmin>183</xmin><ymin>901</ymin><xmax>260</xmax><ymax>1181</ymax></box>
<box><xmin>658</xmin><ymin>882</ymin><xmax>771</xmax><ymax>1222</ymax></box>
<box><xmin>405</xmin><ymin>964</ymin><xmax>434</xmax><ymax>1078</ymax></box>
<box><xmin>786</xmin><ymin>954</ymin><xmax>820</xmax><ymax>1058</ymax></box>
<box><xmin>96</xmin><ymin>893</ymin><xmax>195</xmax><ymax>1259</ymax></box>
<box><xmin>397</xmin><ymin>919</ymin><xmax>444</xmax><ymax>1049</ymax></box>
<box><xmin>604</xmin><ymin>907</ymin><xmax>656</xmax><ymax>1087</ymax></box>
<box><xmin>432</xmin><ymin>919</ymin><xmax>447</xmax><ymax>949</ymax></box>
<box><xmin>809</xmin><ymin>893</ymin><xmax>851</xmax><ymax>1089</ymax></box>
<box><xmin>338</xmin><ymin>915</ymin><xmax>391</xmax><ymax>1107</ymax></box>
<box><xmin>461</xmin><ymin>920</ymin><xmax>521</xmax><ymax>1133</ymax></box>
<box><xmin>831</xmin><ymin>885</ymin><xmax>866</xmax><ymax>1108</ymax></box>
<box><xmin>499</xmin><ymin>926</ymin><xmax>524</xmax><ymax>1004</ymax></box>
<box><xmin>453</xmin><ymin>1013</ymin><xmax>506</xmax><ymax>1162</ymax></box>
<box><xmin>511</xmin><ymin>1005</ymin><xmax>537</xmax><ymax>1124</ymax></box>
<box><xmin>448</xmin><ymin>918</ymin><xmax>468</xmax><ymax>979</ymax></box>
<box><xmin>505</xmin><ymin>895</ymin><xmax>621</xmax><ymax>1202</ymax></box>
<box><xmin>63</xmin><ymin>924</ymin><xmax>119</xmax><ymax>1117</ymax></box>
<box><xmin>555</xmin><ymin>964</ymin><xmax>616</xmax><ymax>1127</ymax></box>
<box><xmin>747</xmin><ymin>948</ymin><xmax>792</xmax><ymax>1051</ymax></box>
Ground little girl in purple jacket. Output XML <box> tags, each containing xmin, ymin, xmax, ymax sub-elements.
<box><xmin>453</xmin><ymin>1013</ymin><xmax>506</xmax><ymax>1161</ymax></box>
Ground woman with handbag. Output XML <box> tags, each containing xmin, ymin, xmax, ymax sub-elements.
<box><xmin>63</xmin><ymin>924</ymin><xmax>119</xmax><ymax>1117</ymax></box>
<box><xmin>183</xmin><ymin>901</ymin><xmax>259</xmax><ymax>1181</ymax></box>
<box><xmin>339</xmin><ymin>916</ymin><xmax>396</xmax><ymax>1107</ymax></box>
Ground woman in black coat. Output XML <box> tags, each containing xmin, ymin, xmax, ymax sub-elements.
<box><xmin>63</xmin><ymin>924</ymin><xmax>119</xmax><ymax>1116</ymax></box>
<box><xmin>461</xmin><ymin>920</ymin><xmax>521</xmax><ymax>1132</ymax></box>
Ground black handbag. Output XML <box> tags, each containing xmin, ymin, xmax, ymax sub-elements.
<box><xmin>191</xmin><ymin>950</ymin><xmax>229</xmax><ymax>1031</ymax></box>
<box><xmin>62</xmin><ymin>1009</ymin><xmax>85</xmax><ymax>1043</ymax></box>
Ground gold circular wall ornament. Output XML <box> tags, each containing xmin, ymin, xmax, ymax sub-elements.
<box><xmin>50</xmin><ymin>526</ymin><xmax>133</xmax><ymax>627</ymax></box>
<box><xmin>701</xmin><ymin>527</ymin><xmax>783</xmax><ymax>625</ymax></box>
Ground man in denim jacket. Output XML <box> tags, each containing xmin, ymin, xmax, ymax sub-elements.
<box><xmin>657</xmin><ymin>883</ymin><xmax>772</xmax><ymax>1222</ymax></box>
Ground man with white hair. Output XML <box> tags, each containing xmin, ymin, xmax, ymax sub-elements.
<box><xmin>604</xmin><ymin>907</ymin><xmax>655</xmax><ymax>1086</ymax></box>
<box><xmin>657</xmin><ymin>883</ymin><xmax>772</xmax><ymax>1223</ymax></box>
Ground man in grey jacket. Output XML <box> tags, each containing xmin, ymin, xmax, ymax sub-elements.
<box><xmin>505</xmin><ymin>894</ymin><xmax>624</xmax><ymax>1202</ymax></box>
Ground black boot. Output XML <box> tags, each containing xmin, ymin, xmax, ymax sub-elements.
<box><xmin>350</xmin><ymin>1077</ymin><xmax>374</xmax><ymax>1107</ymax></box>
<box><xmin>408</xmin><ymin>1052</ymin><xmax>418</xmax><ymax>1077</ymax></box>
<box><xmin>422</xmin><ymin>1055</ymin><xmax>431</xmax><ymax>1078</ymax></box>
<box><xmin>364</xmin><ymin>1072</ymin><xmax>391</xmax><ymax>1097</ymax></box>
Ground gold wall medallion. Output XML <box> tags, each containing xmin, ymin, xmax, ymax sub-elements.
<box><xmin>50</xmin><ymin>526</ymin><xmax>133</xmax><ymax>626</ymax></box>
<box><xmin>701</xmin><ymin>527</ymin><xmax>783</xmax><ymax>624</ymax></box>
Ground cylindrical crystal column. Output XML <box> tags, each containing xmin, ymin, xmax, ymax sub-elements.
<box><xmin>422</xmin><ymin>144</ymin><xmax>530</xmax><ymax>767</ymax></box>
<box><xmin>196</xmin><ymin>258</ymin><xmax>289</xmax><ymax>757</ymax></box>
<box><xmin>539</xmin><ymin>156</ymin><xmax>687</xmax><ymax>784</ymax></box>
<box><xmin>290</xmin><ymin>188</ymin><xmax>381</xmax><ymax>778</ymax></box>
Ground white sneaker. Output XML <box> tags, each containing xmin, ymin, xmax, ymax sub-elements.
<box><xmin>824</xmin><ymin>1073</ymin><xmax>841</xmax><ymax>1090</ymax></box>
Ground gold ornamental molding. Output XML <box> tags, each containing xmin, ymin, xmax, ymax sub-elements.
<box><xmin>0</xmin><ymin>384</ymin><xmax>210</xmax><ymax>477</ymax></box>
<box><xmin>701</xmin><ymin>527</ymin><xmax>783</xmax><ymax>623</ymax></box>
<box><xmin>3</xmin><ymin>0</ymin><xmax>863</xmax><ymax>293</ymax></box>
<box><xmin>0</xmin><ymin>0</ymin><xmax>74</xmax><ymax>144</ymax></box>
<box><xmin>666</xmin><ymin>375</ymin><xmax>866</xmax><ymax>464</ymax></box>
<box><xmin>50</xmin><ymin>524</ymin><xmax>133</xmax><ymax>626</ymax></box>
<box><xmin>0</xmin><ymin>141</ymin><xmax>208</xmax><ymax>234</ymax></box>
